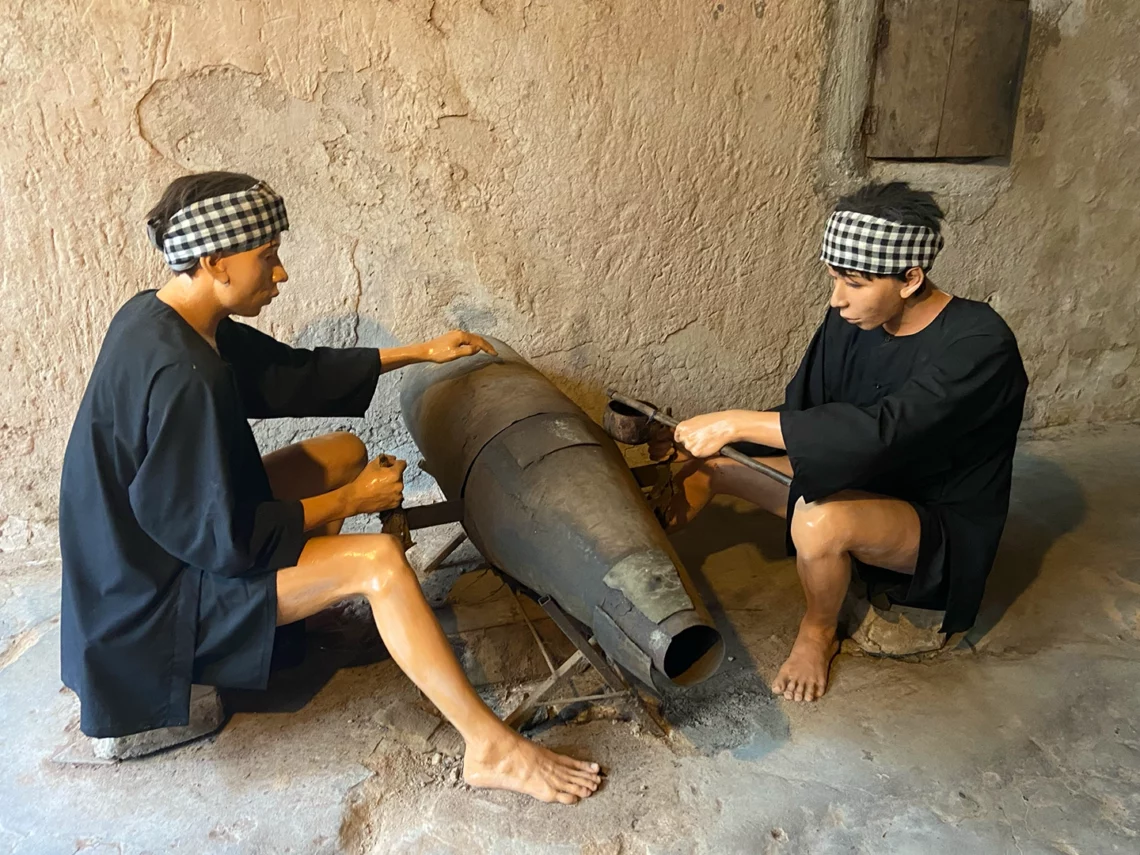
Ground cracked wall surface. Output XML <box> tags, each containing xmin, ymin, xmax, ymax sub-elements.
<box><xmin>0</xmin><ymin>0</ymin><xmax>1137</xmax><ymax>538</ymax></box>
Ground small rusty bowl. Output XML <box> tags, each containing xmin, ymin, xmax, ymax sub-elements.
<box><xmin>603</xmin><ymin>400</ymin><xmax>652</xmax><ymax>444</ymax></box>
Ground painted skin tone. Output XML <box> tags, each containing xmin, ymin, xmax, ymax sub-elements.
<box><xmin>659</xmin><ymin>265</ymin><xmax>953</xmax><ymax>703</ymax></box>
<box><xmin>157</xmin><ymin>240</ymin><xmax>602</xmax><ymax>804</ymax></box>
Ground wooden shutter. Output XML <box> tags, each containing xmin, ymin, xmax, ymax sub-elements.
<box><xmin>866</xmin><ymin>0</ymin><xmax>1031</xmax><ymax>160</ymax></box>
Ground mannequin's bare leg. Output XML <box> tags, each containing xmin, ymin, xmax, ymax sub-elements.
<box><xmin>772</xmin><ymin>492</ymin><xmax>921</xmax><ymax>702</ymax></box>
<box><xmin>669</xmin><ymin>455</ymin><xmax>922</xmax><ymax>702</ymax></box>
<box><xmin>276</xmin><ymin>534</ymin><xmax>602</xmax><ymax>804</ymax></box>
<box><xmin>263</xmin><ymin>431</ymin><xmax>368</xmax><ymax>536</ymax></box>
<box><xmin>666</xmin><ymin>454</ymin><xmax>793</xmax><ymax>528</ymax></box>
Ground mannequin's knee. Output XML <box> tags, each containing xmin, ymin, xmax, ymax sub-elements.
<box><xmin>328</xmin><ymin>432</ymin><xmax>368</xmax><ymax>482</ymax></box>
<box><xmin>790</xmin><ymin>498</ymin><xmax>855</xmax><ymax>560</ymax></box>
<box><xmin>353</xmin><ymin>535</ymin><xmax>417</xmax><ymax>597</ymax></box>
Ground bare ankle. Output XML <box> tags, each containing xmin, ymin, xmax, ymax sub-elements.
<box><xmin>463</xmin><ymin>723</ymin><xmax>520</xmax><ymax>758</ymax></box>
<box><xmin>797</xmin><ymin>617</ymin><xmax>838</xmax><ymax>640</ymax></box>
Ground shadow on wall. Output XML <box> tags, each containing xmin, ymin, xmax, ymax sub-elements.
<box><xmin>967</xmin><ymin>452</ymin><xmax>1087</xmax><ymax>645</ymax></box>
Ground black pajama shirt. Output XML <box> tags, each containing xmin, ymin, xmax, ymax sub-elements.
<box><xmin>744</xmin><ymin>298</ymin><xmax>1028</xmax><ymax>633</ymax></box>
<box><xmin>60</xmin><ymin>292</ymin><xmax>381</xmax><ymax>737</ymax></box>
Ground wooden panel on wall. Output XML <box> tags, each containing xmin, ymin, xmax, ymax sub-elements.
<box><xmin>865</xmin><ymin>0</ymin><xmax>959</xmax><ymax>159</ymax></box>
<box><xmin>937</xmin><ymin>0</ymin><xmax>1031</xmax><ymax>157</ymax></box>
<box><xmin>866</xmin><ymin>0</ymin><xmax>1030</xmax><ymax>160</ymax></box>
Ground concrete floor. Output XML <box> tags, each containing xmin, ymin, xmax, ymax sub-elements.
<box><xmin>1</xmin><ymin>425</ymin><xmax>1138</xmax><ymax>854</ymax></box>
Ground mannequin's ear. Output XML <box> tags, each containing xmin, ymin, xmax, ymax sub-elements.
<box><xmin>199</xmin><ymin>253</ymin><xmax>229</xmax><ymax>284</ymax></box>
<box><xmin>900</xmin><ymin>266</ymin><xmax>926</xmax><ymax>298</ymax></box>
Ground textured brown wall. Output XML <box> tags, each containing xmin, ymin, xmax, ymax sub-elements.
<box><xmin>0</xmin><ymin>0</ymin><xmax>1135</xmax><ymax>544</ymax></box>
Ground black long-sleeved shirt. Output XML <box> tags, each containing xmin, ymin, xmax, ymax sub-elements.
<box><xmin>60</xmin><ymin>291</ymin><xmax>381</xmax><ymax>737</ymax></box>
<box><xmin>779</xmin><ymin>297</ymin><xmax>1028</xmax><ymax>632</ymax></box>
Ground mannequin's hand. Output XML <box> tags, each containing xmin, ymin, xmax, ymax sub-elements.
<box><xmin>347</xmin><ymin>455</ymin><xmax>406</xmax><ymax>515</ymax></box>
<box><xmin>419</xmin><ymin>331</ymin><xmax>497</xmax><ymax>364</ymax></box>
<box><xmin>673</xmin><ymin>411</ymin><xmax>746</xmax><ymax>459</ymax></box>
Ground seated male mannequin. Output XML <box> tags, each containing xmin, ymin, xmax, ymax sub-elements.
<box><xmin>661</xmin><ymin>182</ymin><xmax>1028</xmax><ymax>702</ymax></box>
<box><xmin>59</xmin><ymin>172</ymin><xmax>601</xmax><ymax>803</ymax></box>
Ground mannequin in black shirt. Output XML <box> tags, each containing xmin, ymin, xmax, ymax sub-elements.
<box><xmin>658</xmin><ymin>183</ymin><xmax>1027</xmax><ymax>704</ymax></box>
<box><xmin>60</xmin><ymin>172</ymin><xmax>600</xmax><ymax>804</ymax></box>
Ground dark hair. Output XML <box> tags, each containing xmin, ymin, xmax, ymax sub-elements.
<box><xmin>146</xmin><ymin>171</ymin><xmax>259</xmax><ymax>273</ymax></box>
<box><xmin>831</xmin><ymin>181</ymin><xmax>945</xmax><ymax>287</ymax></box>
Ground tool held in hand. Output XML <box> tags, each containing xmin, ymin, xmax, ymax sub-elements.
<box><xmin>604</xmin><ymin>389</ymin><xmax>793</xmax><ymax>488</ymax></box>
<box><xmin>375</xmin><ymin>456</ymin><xmax>415</xmax><ymax>551</ymax></box>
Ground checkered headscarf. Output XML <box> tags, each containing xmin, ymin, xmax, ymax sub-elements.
<box><xmin>820</xmin><ymin>210</ymin><xmax>944</xmax><ymax>275</ymax></box>
<box><xmin>147</xmin><ymin>181</ymin><xmax>289</xmax><ymax>272</ymax></box>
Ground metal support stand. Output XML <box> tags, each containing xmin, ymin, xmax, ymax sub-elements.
<box><xmin>388</xmin><ymin>505</ymin><xmax>672</xmax><ymax>736</ymax></box>
<box><xmin>502</xmin><ymin>585</ymin><xmax>667</xmax><ymax>736</ymax></box>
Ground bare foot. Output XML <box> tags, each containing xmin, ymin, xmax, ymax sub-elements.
<box><xmin>771</xmin><ymin>622</ymin><xmax>839</xmax><ymax>702</ymax></box>
<box><xmin>661</xmin><ymin>457</ymin><xmax>716</xmax><ymax>532</ymax></box>
<box><xmin>463</xmin><ymin>732</ymin><xmax>602</xmax><ymax>804</ymax></box>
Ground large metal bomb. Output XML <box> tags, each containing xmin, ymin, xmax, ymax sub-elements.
<box><xmin>400</xmin><ymin>340</ymin><xmax>724</xmax><ymax>690</ymax></box>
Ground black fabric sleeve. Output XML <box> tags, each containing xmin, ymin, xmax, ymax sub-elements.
<box><xmin>780</xmin><ymin>334</ymin><xmax>1023</xmax><ymax>502</ymax></box>
<box><xmin>127</xmin><ymin>364</ymin><xmax>306</xmax><ymax>576</ymax></box>
<box><xmin>219</xmin><ymin>320</ymin><xmax>382</xmax><ymax>419</ymax></box>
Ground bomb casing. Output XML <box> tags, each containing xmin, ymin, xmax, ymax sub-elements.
<box><xmin>400</xmin><ymin>340</ymin><xmax>724</xmax><ymax>690</ymax></box>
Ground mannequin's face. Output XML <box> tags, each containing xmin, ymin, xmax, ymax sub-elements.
<box><xmin>826</xmin><ymin>265</ymin><xmax>925</xmax><ymax>330</ymax></box>
<box><xmin>201</xmin><ymin>239</ymin><xmax>288</xmax><ymax>316</ymax></box>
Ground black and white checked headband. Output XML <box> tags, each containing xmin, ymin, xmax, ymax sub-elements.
<box><xmin>820</xmin><ymin>210</ymin><xmax>944</xmax><ymax>275</ymax></box>
<box><xmin>147</xmin><ymin>182</ymin><xmax>289</xmax><ymax>272</ymax></box>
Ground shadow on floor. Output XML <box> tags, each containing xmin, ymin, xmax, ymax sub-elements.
<box><xmin>222</xmin><ymin>602</ymin><xmax>389</xmax><ymax>714</ymax></box>
<box><xmin>662</xmin><ymin>502</ymin><xmax>792</xmax><ymax>758</ymax></box>
<box><xmin>967</xmin><ymin>453</ymin><xmax>1087</xmax><ymax>645</ymax></box>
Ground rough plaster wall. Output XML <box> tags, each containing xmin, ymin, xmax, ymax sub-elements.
<box><xmin>0</xmin><ymin>0</ymin><xmax>826</xmax><ymax>538</ymax></box>
<box><xmin>0</xmin><ymin>0</ymin><xmax>1137</xmax><ymax>542</ymax></box>
<box><xmin>944</xmin><ymin>0</ymin><xmax>1140</xmax><ymax>427</ymax></box>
